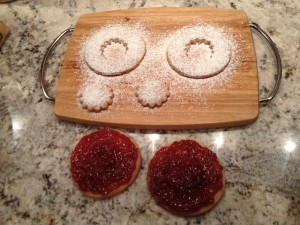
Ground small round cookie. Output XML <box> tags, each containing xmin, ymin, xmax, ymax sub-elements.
<box><xmin>84</xmin><ymin>24</ymin><xmax>146</xmax><ymax>76</ymax></box>
<box><xmin>167</xmin><ymin>25</ymin><xmax>232</xmax><ymax>79</ymax></box>
<box><xmin>77</xmin><ymin>83</ymin><xmax>114</xmax><ymax>112</ymax></box>
<box><xmin>148</xmin><ymin>140</ymin><xmax>225</xmax><ymax>216</ymax></box>
<box><xmin>70</xmin><ymin>129</ymin><xmax>142</xmax><ymax>199</ymax></box>
<box><xmin>136</xmin><ymin>80</ymin><xmax>170</xmax><ymax>108</ymax></box>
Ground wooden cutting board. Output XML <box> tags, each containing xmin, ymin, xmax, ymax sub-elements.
<box><xmin>55</xmin><ymin>7</ymin><xmax>258</xmax><ymax>129</ymax></box>
<box><xmin>0</xmin><ymin>21</ymin><xmax>10</xmax><ymax>48</ymax></box>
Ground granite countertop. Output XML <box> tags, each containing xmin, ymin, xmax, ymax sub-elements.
<box><xmin>0</xmin><ymin>0</ymin><xmax>299</xmax><ymax>224</ymax></box>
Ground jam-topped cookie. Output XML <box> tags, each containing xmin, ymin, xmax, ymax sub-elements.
<box><xmin>148</xmin><ymin>139</ymin><xmax>225</xmax><ymax>216</ymax></box>
<box><xmin>70</xmin><ymin>129</ymin><xmax>141</xmax><ymax>198</ymax></box>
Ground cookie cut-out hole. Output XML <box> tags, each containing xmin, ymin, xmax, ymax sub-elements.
<box><xmin>184</xmin><ymin>38</ymin><xmax>214</xmax><ymax>58</ymax></box>
<box><xmin>100</xmin><ymin>38</ymin><xmax>129</xmax><ymax>60</ymax></box>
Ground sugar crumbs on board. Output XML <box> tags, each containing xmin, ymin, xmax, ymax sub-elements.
<box><xmin>75</xmin><ymin>21</ymin><xmax>242</xmax><ymax>118</ymax></box>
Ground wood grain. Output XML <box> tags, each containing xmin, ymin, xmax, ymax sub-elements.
<box><xmin>0</xmin><ymin>21</ymin><xmax>10</xmax><ymax>48</ymax></box>
<box><xmin>55</xmin><ymin>7</ymin><xmax>258</xmax><ymax>129</ymax></box>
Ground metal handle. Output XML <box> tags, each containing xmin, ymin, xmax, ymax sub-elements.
<box><xmin>249</xmin><ymin>22</ymin><xmax>282</xmax><ymax>103</ymax></box>
<box><xmin>39</xmin><ymin>28</ymin><xmax>74</xmax><ymax>101</ymax></box>
<box><xmin>41</xmin><ymin>24</ymin><xmax>281</xmax><ymax>103</ymax></box>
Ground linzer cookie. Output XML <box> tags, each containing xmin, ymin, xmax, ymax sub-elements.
<box><xmin>70</xmin><ymin>129</ymin><xmax>141</xmax><ymax>198</ymax></box>
<box><xmin>84</xmin><ymin>23</ymin><xmax>146</xmax><ymax>76</ymax></box>
<box><xmin>148</xmin><ymin>140</ymin><xmax>225</xmax><ymax>216</ymax></box>
<box><xmin>77</xmin><ymin>82</ymin><xmax>114</xmax><ymax>112</ymax></box>
<box><xmin>167</xmin><ymin>25</ymin><xmax>233</xmax><ymax>79</ymax></box>
<box><xmin>136</xmin><ymin>80</ymin><xmax>170</xmax><ymax>108</ymax></box>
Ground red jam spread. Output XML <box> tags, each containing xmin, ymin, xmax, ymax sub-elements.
<box><xmin>70</xmin><ymin>129</ymin><xmax>138</xmax><ymax>195</ymax></box>
<box><xmin>148</xmin><ymin>140</ymin><xmax>224</xmax><ymax>214</ymax></box>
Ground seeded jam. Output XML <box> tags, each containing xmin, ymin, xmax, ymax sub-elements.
<box><xmin>70</xmin><ymin>129</ymin><xmax>138</xmax><ymax>195</ymax></box>
<box><xmin>148</xmin><ymin>140</ymin><xmax>224</xmax><ymax>214</ymax></box>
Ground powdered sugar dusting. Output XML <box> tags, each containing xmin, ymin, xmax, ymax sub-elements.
<box><xmin>136</xmin><ymin>80</ymin><xmax>170</xmax><ymax>108</ymax></box>
<box><xmin>167</xmin><ymin>25</ymin><xmax>233</xmax><ymax>78</ymax></box>
<box><xmin>76</xmin><ymin>21</ymin><xmax>241</xmax><ymax>118</ymax></box>
<box><xmin>77</xmin><ymin>82</ymin><xmax>114</xmax><ymax>112</ymax></box>
<box><xmin>84</xmin><ymin>23</ymin><xmax>146</xmax><ymax>76</ymax></box>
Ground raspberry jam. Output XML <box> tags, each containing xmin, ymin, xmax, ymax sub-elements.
<box><xmin>70</xmin><ymin>129</ymin><xmax>139</xmax><ymax>195</ymax></box>
<box><xmin>148</xmin><ymin>140</ymin><xmax>224</xmax><ymax>214</ymax></box>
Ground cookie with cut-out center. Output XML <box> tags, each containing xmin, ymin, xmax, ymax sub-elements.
<box><xmin>167</xmin><ymin>25</ymin><xmax>232</xmax><ymax>79</ymax></box>
<box><xmin>84</xmin><ymin>24</ymin><xmax>146</xmax><ymax>76</ymax></box>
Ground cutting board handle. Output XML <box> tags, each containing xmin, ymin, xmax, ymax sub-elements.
<box><xmin>250</xmin><ymin>22</ymin><xmax>282</xmax><ymax>104</ymax></box>
<box><xmin>39</xmin><ymin>28</ymin><xmax>74</xmax><ymax>101</ymax></box>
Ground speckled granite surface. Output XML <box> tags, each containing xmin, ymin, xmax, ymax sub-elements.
<box><xmin>0</xmin><ymin>0</ymin><xmax>300</xmax><ymax>224</ymax></box>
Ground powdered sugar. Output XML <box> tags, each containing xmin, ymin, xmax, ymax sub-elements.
<box><xmin>167</xmin><ymin>25</ymin><xmax>233</xmax><ymax>78</ymax></box>
<box><xmin>136</xmin><ymin>80</ymin><xmax>170</xmax><ymax>108</ymax></box>
<box><xmin>84</xmin><ymin>24</ymin><xmax>146</xmax><ymax>76</ymax></box>
<box><xmin>77</xmin><ymin>82</ymin><xmax>114</xmax><ymax>112</ymax></box>
<box><xmin>76</xmin><ymin>21</ymin><xmax>241</xmax><ymax>116</ymax></box>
